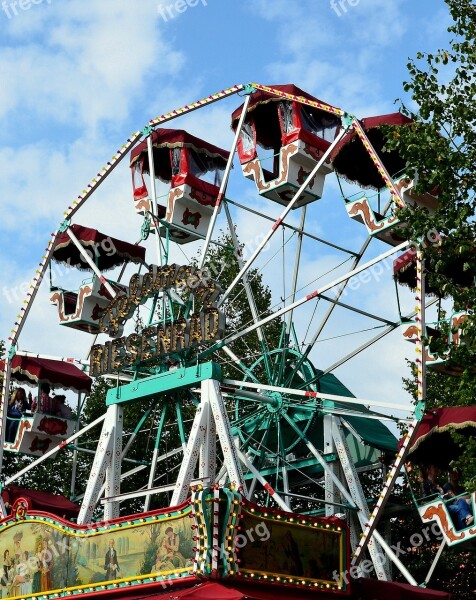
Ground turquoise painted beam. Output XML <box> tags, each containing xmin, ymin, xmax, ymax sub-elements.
<box><xmin>106</xmin><ymin>362</ymin><xmax>222</xmax><ymax>406</ymax></box>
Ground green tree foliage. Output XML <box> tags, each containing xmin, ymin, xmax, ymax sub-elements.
<box><xmin>195</xmin><ymin>231</ymin><xmax>282</xmax><ymax>378</ymax></box>
<box><xmin>386</xmin><ymin>0</ymin><xmax>476</xmax><ymax>341</ymax></box>
<box><xmin>379</xmin><ymin>2</ymin><xmax>476</xmax><ymax>595</ymax></box>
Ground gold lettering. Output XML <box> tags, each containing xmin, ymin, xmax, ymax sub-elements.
<box><xmin>111</xmin><ymin>337</ymin><xmax>126</xmax><ymax>370</ymax></box>
<box><xmin>174</xmin><ymin>265</ymin><xmax>190</xmax><ymax>290</ymax></box>
<box><xmin>129</xmin><ymin>274</ymin><xmax>142</xmax><ymax>304</ymax></box>
<box><xmin>140</xmin><ymin>270</ymin><xmax>153</xmax><ymax>299</ymax></box>
<box><xmin>203</xmin><ymin>307</ymin><xmax>224</xmax><ymax>341</ymax></box>
<box><xmin>171</xmin><ymin>319</ymin><xmax>188</xmax><ymax>352</ymax></box>
<box><xmin>125</xmin><ymin>333</ymin><xmax>141</xmax><ymax>366</ymax></box>
<box><xmin>189</xmin><ymin>313</ymin><xmax>204</xmax><ymax>346</ymax></box>
<box><xmin>141</xmin><ymin>326</ymin><xmax>157</xmax><ymax>362</ymax></box>
<box><xmin>157</xmin><ymin>323</ymin><xmax>173</xmax><ymax>355</ymax></box>
<box><xmin>101</xmin><ymin>341</ymin><xmax>113</xmax><ymax>374</ymax></box>
<box><xmin>90</xmin><ymin>345</ymin><xmax>104</xmax><ymax>377</ymax></box>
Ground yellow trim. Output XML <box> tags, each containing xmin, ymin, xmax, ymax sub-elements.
<box><xmin>240</xmin><ymin>569</ymin><xmax>340</xmax><ymax>587</ymax></box>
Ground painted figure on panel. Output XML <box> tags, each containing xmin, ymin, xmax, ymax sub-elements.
<box><xmin>104</xmin><ymin>539</ymin><xmax>121</xmax><ymax>581</ymax></box>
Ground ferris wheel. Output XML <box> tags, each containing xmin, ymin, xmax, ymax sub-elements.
<box><xmin>0</xmin><ymin>83</ymin><xmax>444</xmax><ymax>592</ymax></box>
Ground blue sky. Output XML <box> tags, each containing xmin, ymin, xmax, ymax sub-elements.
<box><xmin>0</xmin><ymin>0</ymin><xmax>454</xmax><ymax>412</ymax></box>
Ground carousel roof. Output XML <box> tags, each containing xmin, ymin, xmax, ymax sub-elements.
<box><xmin>331</xmin><ymin>112</ymin><xmax>412</xmax><ymax>190</ymax></box>
<box><xmin>53</xmin><ymin>224</ymin><xmax>146</xmax><ymax>272</ymax></box>
<box><xmin>130</xmin><ymin>127</ymin><xmax>230</xmax><ymax>170</ymax></box>
<box><xmin>2</xmin><ymin>355</ymin><xmax>92</xmax><ymax>393</ymax></box>
<box><xmin>404</xmin><ymin>406</ymin><xmax>476</xmax><ymax>467</ymax></box>
<box><xmin>231</xmin><ymin>83</ymin><xmax>338</xmax><ymax>128</ymax></box>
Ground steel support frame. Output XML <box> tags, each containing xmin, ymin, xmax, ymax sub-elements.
<box><xmin>218</xmin><ymin>126</ymin><xmax>351</xmax><ymax>308</ymax></box>
<box><xmin>201</xmin><ymin>241</ymin><xmax>409</xmax><ymax>361</ymax></box>
<box><xmin>331</xmin><ymin>416</ymin><xmax>390</xmax><ymax>581</ymax></box>
<box><xmin>77</xmin><ymin>405</ymin><xmax>123</xmax><ymax>524</ymax></box>
<box><xmin>323</xmin><ymin>414</ymin><xmax>339</xmax><ymax>517</ymax></box>
<box><xmin>171</xmin><ymin>379</ymin><xmax>246</xmax><ymax>506</ymax></box>
<box><xmin>331</xmin><ymin>416</ymin><xmax>419</xmax><ymax>586</ymax></box>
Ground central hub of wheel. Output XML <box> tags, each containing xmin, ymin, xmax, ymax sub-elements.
<box><xmin>267</xmin><ymin>391</ymin><xmax>285</xmax><ymax>414</ymax></box>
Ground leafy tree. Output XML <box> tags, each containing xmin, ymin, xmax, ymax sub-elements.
<box><xmin>377</xmin><ymin>2</ymin><xmax>476</xmax><ymax>595</ymax></box>
<box><xmin>386</xmin><ymin>0</ymin><xmax>476</xmax><ymax>369</ymax></box>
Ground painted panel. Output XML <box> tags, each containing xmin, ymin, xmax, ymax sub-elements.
<box><xmin>0</xmin><ymin>502</ymin><xmax>194</xmax><ymax>599</ymax></box>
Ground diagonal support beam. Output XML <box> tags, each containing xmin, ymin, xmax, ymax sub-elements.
<box><xmin>201</xmin><ymin>242</ymin><xmax>409</xmax><ymax>361</ymax></box>
<box><xmin>217</xmin><ymin>127</ymin><xmax>351</xmax><ymax>308</ymax></box>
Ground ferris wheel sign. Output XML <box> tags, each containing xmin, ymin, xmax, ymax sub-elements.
<box><xmin>89</xmin><ymin>263</ymin><xmax>225</xmax><ymax>377</ymax></box>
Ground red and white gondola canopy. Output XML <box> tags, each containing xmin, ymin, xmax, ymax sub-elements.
<box><xmin>331</xmin><ymin>112</ymin><xmax>413</xmax><ymax>190</ymax></box>
<box><xmin>1</xmin><ymin>355</ymin><xmax>92</xmax><ymax>393</ymax></box>
<box><xmin>231</xmin><ymin>83</ymin><xmax>341</xmax><ymax>162</ymax></box>
<box><xmin>53</xmin><ymin>224</ymin><xmax>146</xmax><ymax>271</ymax></box>
<box><xmin>403</xmin><ymin>406</ymin><xmax>476</xmax><ymax>467</ymax></box>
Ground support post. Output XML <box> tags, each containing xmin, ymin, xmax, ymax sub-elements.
<box><xmin>171</xmin><ymin>397</ymin><xmax>209</xmax><ymax>506</ymax></box>
<box><xmin>206</xmin><ymin>379</ymin><xmax>247</xmax><ymax>494</ymax></box>
<box><xmin>104</xmin><ymin>404</ymin><xmax>123</xmax><ymax>521</ymax></box>
<box><xmin>144</xmin><ymin>405</ymin><xmax>167</xmax><ymax>512</ymax></box>
<box><xmin>331</xmin><ymin>416</ymin><xmax>390</xmax><ymax>581</ymax></box>
<box><xmin>323</xmin><ymin>414</ymin><xmax>339</xmax><ymax>517</ymax></box>
<box><xmin>77</xmin><ymin>407</ymin><xmax>120</xmax><ymax>524</ymax></box>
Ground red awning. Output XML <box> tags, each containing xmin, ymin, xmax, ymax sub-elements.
<box><xmin>130</xmin><ymin>128</ymin><xmax>230</xmax><ymax>169</ymax></box>
<box><xmin>1</xmin><ymin>486</ymin><xmax>80</xmax><ymax>520</ymax></box>
<box><xmin>2</xmin><ymin>355</ymin><xmax>91</xmax><ymax>393</ymax></box>
<box><xmin>356</xmin><ymin>577</ymin><xmax>451</xmax><ymax>599</ymax></box>
<box><xmin>166</xmin><ymin>582</ymin><xmax>246</xmax><ymax>599</ymax></box>
<box><xmin>231</xmin><ymin>84</ymin><xmax>337</xmax><ymax>127</ymax></box>
<box><xmin>403</xmin><ymin>407</ymin><xmax>476</xmax><ymax>467</ymax></box>
<box><xmin>154</xmin><ymin>578</ymin><xmax>451</xmax><ymax>600</ymax></box>
<box><xmin>394</xmin><ymin>242</ymin><xmax>475</xmax><ymax>293</ymax></box>
<box><xmin>331</xmin><ymin>112</ymin><xmax>413</xmax><ymax>190</ymax></box>
<box><xmin>155</xmin><ymin>580</ymin><xmax>340</xmax><ymax>599</ymax></box>
<box><xmin>53</xmin><ymin>224</ymin><xmax>146</xmax><ymax>272</ymax></box>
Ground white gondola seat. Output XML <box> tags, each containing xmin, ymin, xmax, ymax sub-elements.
<box><xmin>50</xmin><ymin>277</ymin><xmax>127</xmax><ymax>334</ymax></box>
<box><xmin>130</xmin><ymin>129</ymin><xmax>230</xmax><ymax>244</ymax></box>
<box><xmin>4</xmin><ymin>411</ymin><xmax>75</xmax><ymax>457</ymax></box>
<box><xmin>232</xmin><ymin>84</ymin><xmax>340</xmax><ymax>208</ymax></box>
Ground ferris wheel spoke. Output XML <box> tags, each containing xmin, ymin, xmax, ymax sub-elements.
<box><xmin>223</xmin><ymin>202</ymin><xmax>273</xmax><ymax>380</ymax></box>
<box><xmin>199</xmin><ymin>241</ymin><xmax>409</xmax><ymax>363</ymax></box>
<box><xmin>232</xmin><ymin>407</ymin><xmax>265</xmax><ymax>429</ymax></box>
<box><xmin>238</xmin><ymin>412</ymin><xmax>269</xmax><ymax>454</ymax></box>
<box><xmin>217</xmin><ymin>129</ymin><xmax>349</xmax><ymax>310</ymax></box>
<box><xmin>283</xmin><ymin>199</ymin><xmax>392</xmax><ymax>391</ymax></box>
<box><xmin>198</xmin><ymin>93</ymin><xmax>253</xmax><ymax>271</ymax></box>
<box><xmin>276</xmin><ymin>414</ymin><xmax>290</xmax><ymax>504</ymax></box>
<box><xmin>221</xmin><ymin>336</ymin><xmax>263</xmax><ymax>385</ymax></box>
<box><xmin>246</xmin><ymin>418</ymin><xmax>274</xmax><ymax>498</ymax></box>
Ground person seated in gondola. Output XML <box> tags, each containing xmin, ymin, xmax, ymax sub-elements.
<box><xmin>443</xmin><ymin>468</ymin><xmax>472</xmax><ymax>508</ymax></box>
<box><xmin>420</xmin><ymin>464</ymin><xmax>473</xmax><ymax>529</ymax></box>
<box><xmin>54</xmin><ymin>395</ymin><xmax>73</xmax><ymax>419</ymax></box>
<box><xmin>5</xmin><ymin>388</ymin><xmax>28</xmax><ymax>443</ymax></box>
<box><xmin>31</xmin><ymin>384</ymin><xmax>57</xmax><ymax>416</ymax></box>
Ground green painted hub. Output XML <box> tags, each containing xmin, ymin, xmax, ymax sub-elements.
<box><xmin>233</xmin><ymin>348</ymin><xmax>319</xmax><ymax>458</ymax></box>
<box><xmin>267</xmin><ymin>391</ymin><xmax>285</xmax><ymax>414</ymax></box>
